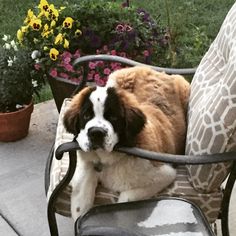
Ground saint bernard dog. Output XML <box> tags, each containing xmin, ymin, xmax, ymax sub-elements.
<box><xmin>63</xmin><ymin>66</ymin><xmax>190</xmax><ymax>220</ymax></box>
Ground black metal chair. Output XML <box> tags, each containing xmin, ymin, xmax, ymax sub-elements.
<box><xmin>45</xmin><ymin>55</ymin><xmax>236</xmax><ymax>236</ymax></box>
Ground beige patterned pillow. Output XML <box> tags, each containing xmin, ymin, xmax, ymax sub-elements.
<box><xmin>185</xmin><ymin>3</ymin><xmax>236</xmax><ymax>192</ymax></box>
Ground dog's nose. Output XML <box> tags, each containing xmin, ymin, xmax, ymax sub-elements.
<box><xmin>88</xmin><ymin>127</ymin><xmax>107</xmax><ymax>149</ymax></box>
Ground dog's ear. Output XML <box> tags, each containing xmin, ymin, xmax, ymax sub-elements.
<box><xmin>63</xmin><ymin>86</ymin><xmax>94</xmax><ymax>135</ymax></box>
<box><xmin>63</xmin><ymin>106</ymin><xmax>80</xmax><ymax>135</ymax></box>
<box><xmin>124</xmin><ymin>105</ymin><xmax>146</xmax><ymax>146</ymax></box>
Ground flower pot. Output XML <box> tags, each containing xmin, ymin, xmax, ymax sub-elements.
<box><xmin>47</xmin><ymin>76</ymin><xmax>78</xmax><ymax>112</ymax></box>
<box><xmin>0</xmin><ymin>101</ymin><xmax>34</xmax><ymax>142</ymax></box>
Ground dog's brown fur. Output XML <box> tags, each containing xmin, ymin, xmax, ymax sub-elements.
<box><xmin>108</xmin><ymin>66</ymin><xmax>190</xmax><ymax>155</ymax></box>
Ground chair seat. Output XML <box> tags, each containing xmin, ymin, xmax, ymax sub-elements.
<box><xmin>47</xmin><ymin>99</ymin><xmax>223</xmax><ymax>223</ymax></box>
<box><xmin>75</xmin><ymin>197</ymin><xmax>215</xmax><ymax>236</ymax></box>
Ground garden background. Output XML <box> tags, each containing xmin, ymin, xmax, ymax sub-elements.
<box><xmin>0</xmin><ymin>0</ymin><xmax>235</xmax><ymax>103</ymax></box>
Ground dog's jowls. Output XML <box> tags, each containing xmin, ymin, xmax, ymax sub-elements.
<box><xmin>63</xmin><ymin>66</ymin><xmax>190</xmax><ymax>220</ymax></box>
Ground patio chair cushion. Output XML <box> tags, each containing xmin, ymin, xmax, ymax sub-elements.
<box><xmin>185</xmin><ymin>3</ymin><xmax>236</xmax><ymax>192</ymax></box>
<box><xmin>47</xmin><ymin>99</ymin><xmax>223</xmax><ymax>223</ymax></box>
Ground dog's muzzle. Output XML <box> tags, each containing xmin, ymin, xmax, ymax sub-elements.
<box><xmin>88</xmin><ymin>127</ymin><xmax>107</xmax><ymax>150</ymax></box>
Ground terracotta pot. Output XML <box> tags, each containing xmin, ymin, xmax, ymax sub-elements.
<box><xmin>0</xmin><ymin>101</ymin><xmax>34</xmax><ymax>142</ymax></box>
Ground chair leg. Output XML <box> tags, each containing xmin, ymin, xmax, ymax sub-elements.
<box><xmin>221</xmin><ymin>161</ymin><xmax>236</xmax><ymax>236</ymax></box>
<box><xmin>47</xmin><ymin>150</ymin><xmax>77</xmax><ymax>236</ymax></box>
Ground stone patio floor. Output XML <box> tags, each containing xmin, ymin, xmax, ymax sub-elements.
<box><xmin>0</xmin><ymin>99</ymin><xmax>235</xmax><ymax>235</ymax></box>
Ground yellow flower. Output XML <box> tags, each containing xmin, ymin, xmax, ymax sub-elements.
<box><xmin>50</xmin><ymin>20</ymin><xmax>56</xmax><ymax>27</ymax></box>
<box><xmin>30</xmin><ymin>19</ymin><xmax>42</xmax><ymax>31</ymax></box>
<box><xmin>21</xmin><ymin>26</ymin><xmax>29</xmax><ymax>33</ymax></box>
<box><xmin>38</xmin><ymin>0</ymin><xmax>49</xmax><ymax>12</ymax></box>
<box><xmin>46</xmin><ymin>4</ymin><xmax>59</xmax><ymax>21</ymax></box>
<box><xmin>17</xmin><ymin>29</ymin><xmax>24</xmax><ymax>42</ymax></box>
<box><xmin>64</xmin><ymin>38</ymin><xmax>69</xmax><ymax>48</ymax></box>
<box><xmin>60</xmin><ymin>6</ymin><xmax>66</xmax><ymax>11</ymax></box>
<box><xmin>44</xmin><ymin>24</ymin><xmax>49</xmax><ymax>31</ymax></box>
<box><xmin>24</xmin><ymin>9</ymin><xmax>36</xmax><ymax>24</ymax></box>
<box><xmin>75</xmin><ymin>29</ymin><xmax>82</xmax><ymax>36</ymax></box>
<box><xmin>54</xmin><ymin>33</ymin><xmax>63</xmax><ymax>45</ymax></box>
<box><xmin>41</xmin><ymin>24</ymin><xmax>53</xmax><ymax>38</ymax></box>
<box><xmin>63</xmin><ymin>17</ymin><xmax>74</xmax><ymax>29</ymax></box>
<box><xmin>49</xmin><ymin>48</ymin><xmax>59</xmax><ymax>61</ymax></box>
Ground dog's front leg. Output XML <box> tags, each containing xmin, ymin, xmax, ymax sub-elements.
<box><xmin>118</xmin><ymin>164</ymin><xmax>176</xmax><ymax>203</ymax></box>
<box><xmin>71</xmin><ymin>162</ymin><xmax>98</xmax><ymax>221</ymax></box>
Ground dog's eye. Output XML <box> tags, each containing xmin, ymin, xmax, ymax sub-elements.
<box><xmin>109</xmin><ymin>114</ymin><xmax>118</xmax><ymax>122</ymax></box>
<box><xmin>83</xmin><ymin>111</ymin><xmax>93</xmax><ymax>121</ymax></box>
<box><xmin>105</xmin><ymin>112</ymin><xmax>118</xmax><ymax>122</ymax></box>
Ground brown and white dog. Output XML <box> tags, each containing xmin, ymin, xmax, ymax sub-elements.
<box><xmin>63</xmin><ymin>66</ymin><xmax>190</xmax><ymax>220</ymax></box>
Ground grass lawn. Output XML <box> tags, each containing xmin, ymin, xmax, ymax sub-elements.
<box><xmin>0</xmin><ymin>0</ymin><xmax>235</xmax><ymax>103</ymax></box>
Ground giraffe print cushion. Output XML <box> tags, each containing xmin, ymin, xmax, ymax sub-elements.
<box><xmin>185</xmin><ymin>3</ymin><xmax>236</xmax><ymax>192</ymax></box>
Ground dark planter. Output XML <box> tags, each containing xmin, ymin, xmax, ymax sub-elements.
<box><xmin>0</xmin><ymin>101</ymin><xmax>34</xmax><ymax>142</ymax></box>
<box><xmin>47</xmin><ymin>76</ymin><xmax>78</xmax><ymax>112</ymax></box>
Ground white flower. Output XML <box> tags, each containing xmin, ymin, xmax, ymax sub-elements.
<box><xmin>35</xmin><ymin>58</ymin><xmax>40</xmax><ymax>63</ymax></box>
<box><xmin>7</xmin><ymin>58</ymin><xmax>13</xmax><ymax>66</ymax></box>
<box><xmin>32</xmin><ymin>80</ymin><xmax>38</xmax><ymax>88</ymax></box>
<box><xmin>31</xmin><ymin>50</ymin><xmax>41</xmax><ymax>60</ymax></box>
<box><xmin>13</xmin><ymin>46</ymin><xmax>18</xmax><ymax>51</ymax></box>
<box><xmin>16</xmin><ymin>104</ymin><xmax>23</xmax><ymax>110</ymax></box>
<box><xmin>3</xmin><ymin>43</ymin><xmax>11</xmax><ymax>50</ymax></box>
<box><xmin>2</xmin><ymin>35</ymin><xmax>9</xmax><ymax>41</ymax></box>
<box><xmin>10</xmin><ymin>40</ymin><xmax>16</xmax><ymax>47</ymax></box>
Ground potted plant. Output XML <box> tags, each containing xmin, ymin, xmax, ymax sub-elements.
<box><xmin>0</xmin><ymin>35</ymin><xmax>43</xmax><ymax>142</ymax></box>
<box><xmin>17</xmin><ymin>0</ymin><xmax>170</xmax><ymax>111</ymax></box>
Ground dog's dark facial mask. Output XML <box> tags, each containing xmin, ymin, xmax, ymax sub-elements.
<box><xmin>63</xmin><ymin>86</ymin><xmax>146</xmax><ymax>152</ymax></box>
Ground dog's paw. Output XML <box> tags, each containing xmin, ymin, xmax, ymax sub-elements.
<box><xmin>71</xmin><ymin>201</ymin><xmax>93</xmax><ymax>221</ymax></box>
<box><xmin>118</xmin><ymin>192</ymin><xmax>130</xmax><ymax>203</ymax></box>
<box><xmin>118</xmin><ymin>191</ymin><xmax>137</xmax><ymax>203</ymax></box>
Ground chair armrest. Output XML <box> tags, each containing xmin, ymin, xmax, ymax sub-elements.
<box><xmin>55</xmin><ymin>141</ymin><xmax>236</xmax><ymax>164</ymax></box>
<box><xmin>73</xmin><ymin>54</ymin><xmax>197</xmax><ymax>75</ymax></box>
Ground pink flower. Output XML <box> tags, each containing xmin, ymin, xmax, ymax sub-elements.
<box><xmin>103</xmin><ymin>68</ymin><xmax>111</xmax><ymax>75</ymax></box>
<box><xmin>50</xmin><ymin>68</ymin><xmax>58</xmax><ymax>78</ymax></box>
<box><xmin>88</xmin><ymin>71</ymin><xmax>95</xmax><ymax>81</ymax></box>
<box><xmin>59</xmin><ymin>72</ymin><xmax>69</xmax><ymax>79</ymax></box>
<box><xmin>103</xmin><ymin>45</ymin><xmax>108</xmax><ymax>52</ymax></box>
<box><xmin>71</xmin><ymin>76</ymin><xmax>82</xmax><ymax>83</ymax></box>
<box><xmin>97</xmin><ymin>61</ymin><xmax>104</xmax><ymax>67</ymax></box>
<box><xmin>89</xmin><ymin>62</ymin><xmax>96</xmax><ymax>70</ymax></box>
<box><xmin>94</xmin><ymin>73</ymin><xmax>100</xmax><ymax>81</ymax></box>
<box><xmin>96</xmin><ymin>77</ymin><xmax>107</xmax><ymax>86</ymax></box>
<box><xmin>114</xmin><ymin>65</ymin><xmax>122</xmax><ymax>71</ymax></box>
<box><xmin>111</xmin><ymin>62</ymin><xmax>119</xmax><ymax>70</ymax></box>
<box><xmin>34</xmin><ymin>63</ymin><xmax>41</xmax><ymax>70</ymax></box>
<box><xmin>111</xmin><ymin>50</ymin><xmax>116</xmax><ymax>55</ymax></box>
<box><xmin>143</xmin><ymin>50</ymin><xmax>150</xmax><ymax>57</ymax></box>
<box><xmin>63</xmin><ymin>56</ymin><xmax>71</xmax><ymax>64</ymax></box>
<box><xmin>61</xmin><ymin>51</ymin><xmax>72</xmax><ymax>60</ymax></box>
<box><xmin>64</xmin><ymin>63</ymin><xmax>74</xmax><ymax>72</ymax></box>
<box><xmin>73</xmin><ymin>49</ymin><xmax>80</xmax><ymax>58</ymax></box>
<box><xmin>125</xmin><ymin>24</ymin><xmax>133</xmax><ymax>32</ymax></box>
<box><xmin>115</xmin><ymin>24</ymin><xmax>124</xmax><ymax>33</ymax></box>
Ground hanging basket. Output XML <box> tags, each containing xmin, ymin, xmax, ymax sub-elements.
<box><xmin>0</xmin><ymin>101</ymin><xmax>34</xmax><ymax>142</ymax></box>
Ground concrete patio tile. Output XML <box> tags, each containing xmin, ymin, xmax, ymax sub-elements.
<box><xmin>0</xmin><ymin>100</ymin><xmax>73</xmax><ymax>236</ymax></box>
<box><xmin>0</xmin><ymin>99</ymin><xmax>235</xmax><ymax>236</ymax></box>
<box><xmin>0</xmin><ymin>216</ymin><xmax>18</xmax><ymax>236</ymax></box>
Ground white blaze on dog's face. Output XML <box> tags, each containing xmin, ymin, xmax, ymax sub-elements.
<box><xmin>63</xmin><ymin>86</ymin><xmax>146</xmax><ymax>152</ymax></box>
<box><xmin>78</xmin><ymin>87</ymin><xmax>118</xmax><ymax>152</ymax></box>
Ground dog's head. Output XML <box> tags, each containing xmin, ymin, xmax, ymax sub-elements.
<box><xmin>63</xmin><ymin>86</ymin><xmax>146</xmax><ymax>152</ymax></box>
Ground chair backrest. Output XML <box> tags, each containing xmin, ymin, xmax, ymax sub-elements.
<box><xmin>185</xmin><ymin>2</ymin><xmax>236</xmax><ymax>192</ymax></box>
